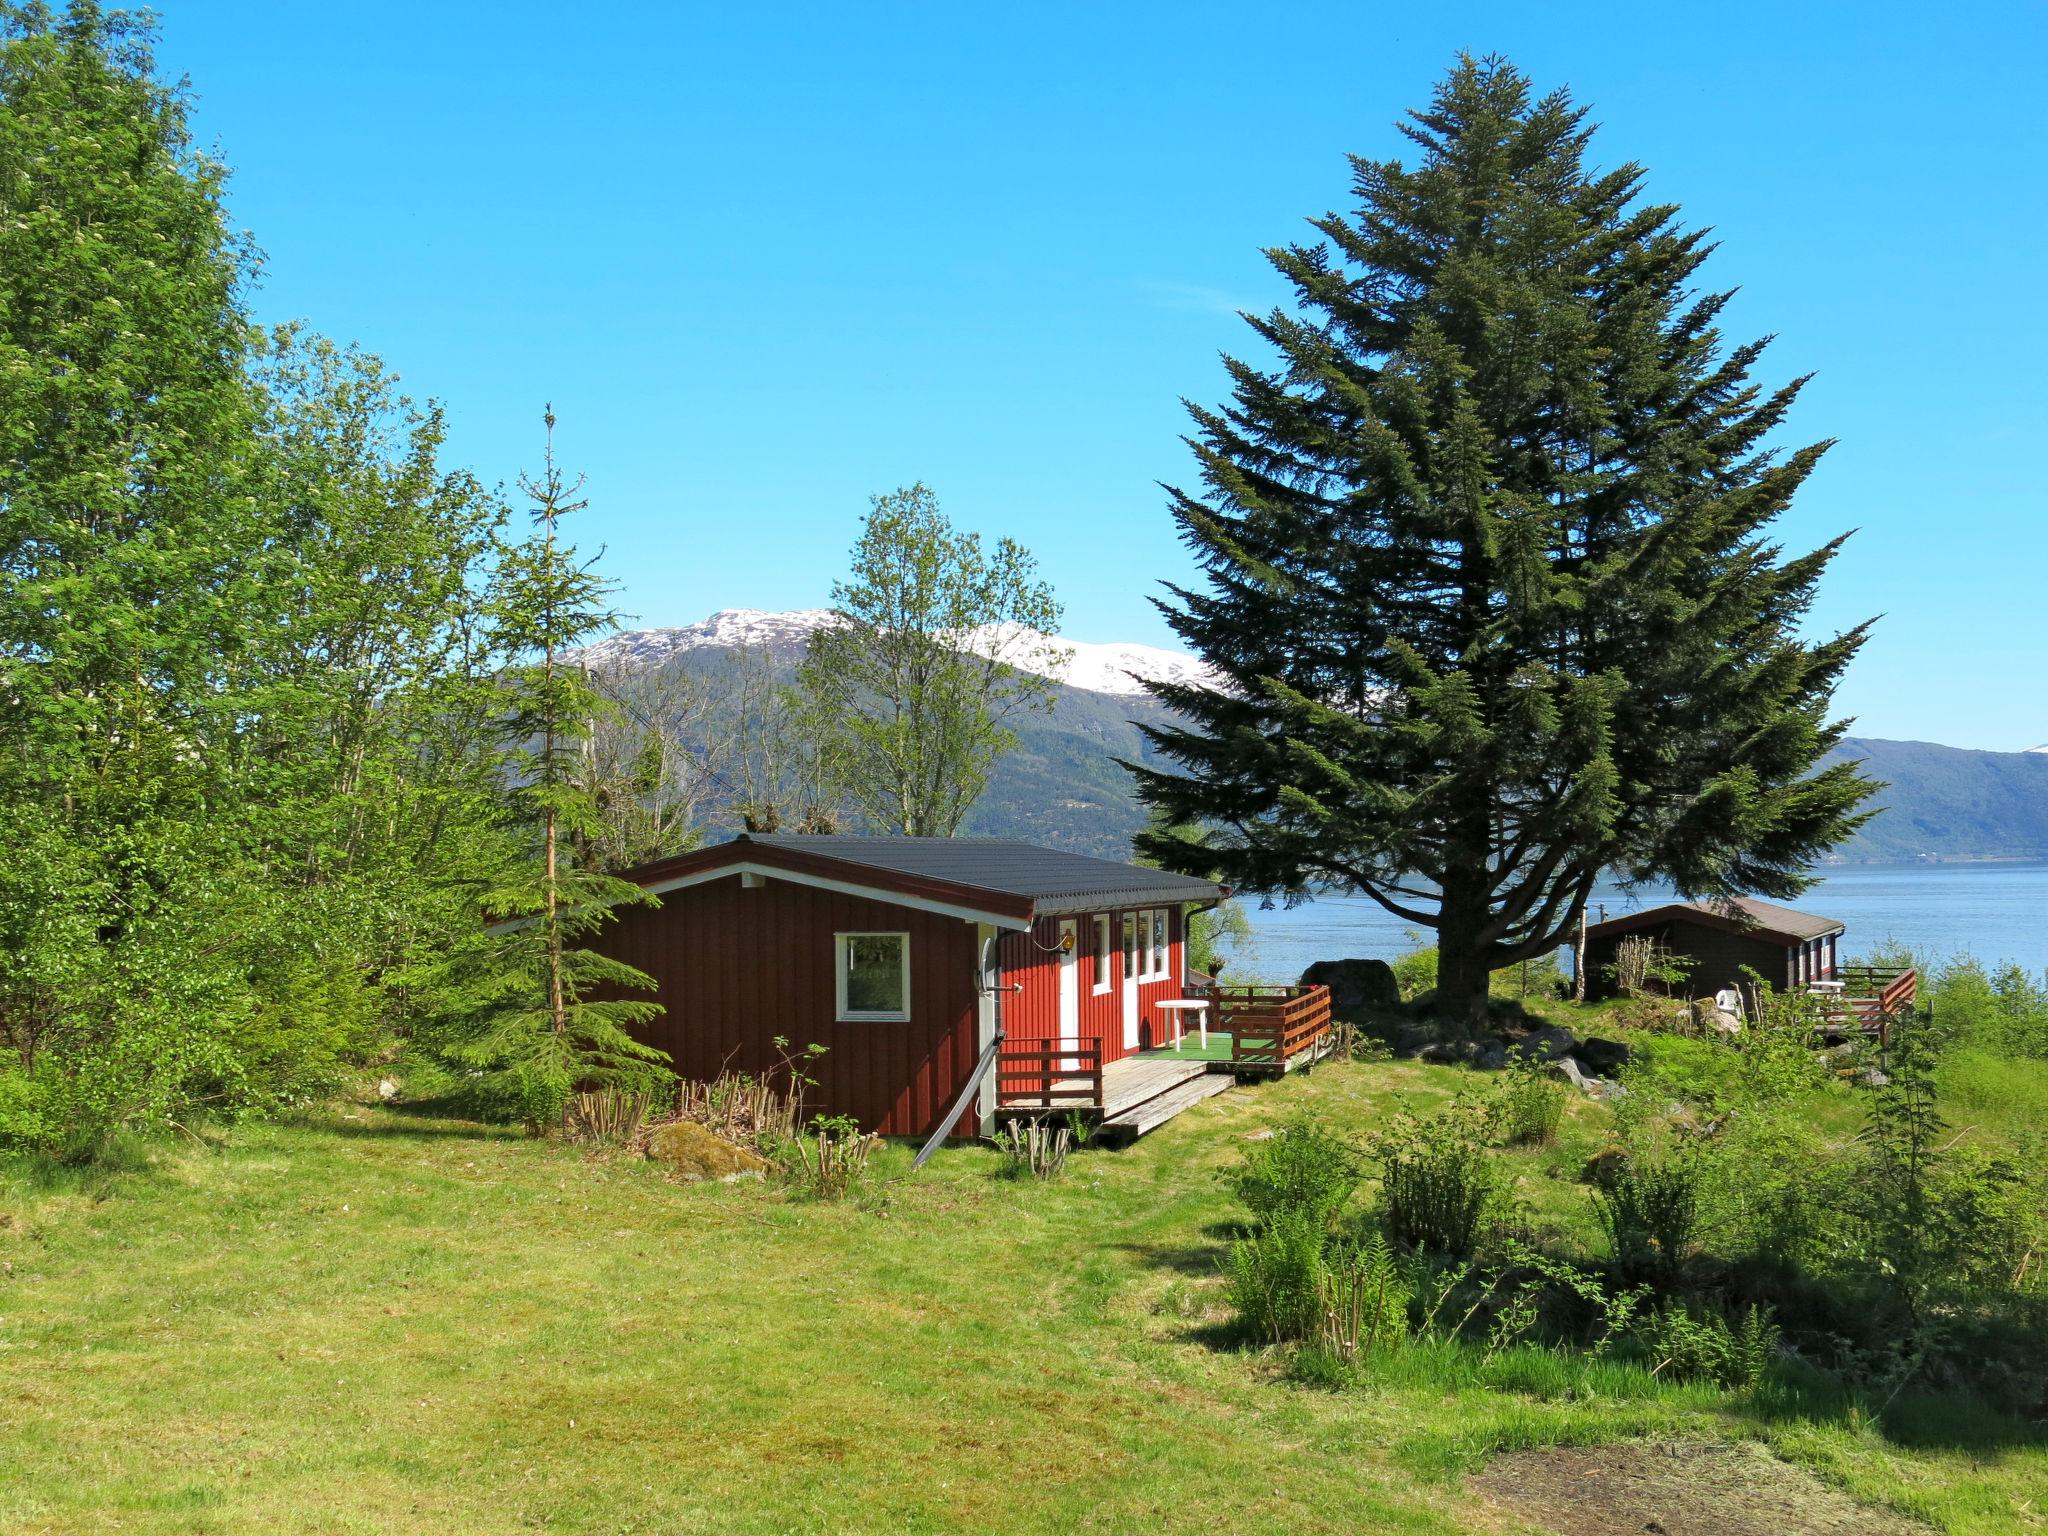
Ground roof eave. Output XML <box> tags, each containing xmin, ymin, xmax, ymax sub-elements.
<box><xmin>619</xmin><ymin>838</ymin><xmax>1039</xmax><ymax>929</ymax></box>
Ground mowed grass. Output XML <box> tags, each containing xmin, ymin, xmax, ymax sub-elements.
<box><xmin>1</xmin><ymin>1062</ymin><xmax>2041</xmax><ymax>1535</ymax></box>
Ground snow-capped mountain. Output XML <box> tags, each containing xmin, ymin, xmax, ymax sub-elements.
<box><xmin>574</xmin><ymin>608</ymin><xmax>1220</xmax><ymax>699</ymax></box>
<box><xmin>573</xmin><ymin>608</ymin><xmax>840</xmax><ymax>670</ymax></box>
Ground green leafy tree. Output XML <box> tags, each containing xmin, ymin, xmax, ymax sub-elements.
<box><xmin>797</xmin><ymin>484</ymin><xmax>1067</xmax><ymax>836</ymax></box>
<box><xmin>0</xmin><ymin>5</ymin><xmax>306</xmax><ymax>1150</ymax></box>
<box><xmin>1134</xmin><ymin>57</ymin><xmax>1874</xmax><ymax>1025</ymax></box>
<box><xmin>433</xmin><ymin>411</ymin><xmax>666</xmax><ymax>1129</ymax></box>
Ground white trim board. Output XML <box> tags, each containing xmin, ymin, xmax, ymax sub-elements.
<box><xmin>642</xmin><ymin>861</ymin><xmax>1033</xmax><ymax>930</ymax></box>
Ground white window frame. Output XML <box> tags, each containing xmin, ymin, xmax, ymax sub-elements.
<box><xmin>1092</xmin><ymin>914</ymin><xmax>1112</xmax><ymax>994</ymax></box>
<box><xmin>835</xmin><ymin>931</ymin><xmax>911</xmax><ymax>1023</ymax></box>
<box><xmin>1151</xmin><ymin>909</ymin><xmax>1168</xmax><ymax>978</ymax></box>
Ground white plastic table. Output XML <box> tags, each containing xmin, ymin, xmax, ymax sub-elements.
<box><xmin>1155</xmin><ymin>998</ymin><xmax>1212</xmax><ymax>1051</ymax></box>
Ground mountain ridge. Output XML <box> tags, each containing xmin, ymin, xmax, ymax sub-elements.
<box><xmin>589</xmin><ymin>611</ymin><xmax>2048</xmax><ymax>865</ymax></box>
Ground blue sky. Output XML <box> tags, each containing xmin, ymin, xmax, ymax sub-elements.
<box><xmin>154</xmin><ymin>1</ymin><xmax>2045</xmax><ymax>751</ymax></box>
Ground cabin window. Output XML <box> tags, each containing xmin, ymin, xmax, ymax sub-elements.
<box><xmin>1122</xmin><ymin>914</ymin><xmax>1137</xmax><ymax>979</ymax></box>
<box><xmin>1093</xmin><ymin>915</ymin><xmax>1111</xmax><ymax>993</ymax></box>
<box><xmin>1129</xmin><ymin>908</ymin><xmax>1165</xmax><ymax>980</ymax></box>
<box><xmin>836</xmin><ymin>932</ymin><xmax>911</xmax><ymax>1022</ymax></box>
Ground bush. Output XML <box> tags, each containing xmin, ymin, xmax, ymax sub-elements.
<box><xmin>995</xmin><ymin>1119</ymin><xmax>1071</xmax><ymax>1181</ymax></box>
<box><xmin>1227</xmin><ymin>1207</ymin><xmax>1328</xmax><ymax>1343</ymax></box>
<box><xmin>1494</xmin><ymin>1063</ymin><xmax>1567</xmax><ymax>1147</ymax></box>
<box><xmin>1389</xmin><ymin>944</ymin><xmax>1437</xmax><ymax>1003</ymax></box>
<box><xmin>1312</xmin><ymin>1231</ymin><xmax>1410</xmax><ymax>1363</ymax></box>
<box><xmin>780</xmin><ymin>1113</ymin><xmax>878</xmax><ymax>1200</ymax></box>
<box><xmin>1232</xmin><ymin>1114</ymin><xmax>1359</xmax><ymax>1229</ymax></box>
<box><xmin>1635</xmin><ymin>1301</ymin><xmax>1778</xmax><ymax>1389</ymax></box>
<box><xmin>1374</xmin><ymin>1103</ymin><xmax>1499</xmax><ymax>1257</ymax></box>
<box><xmin>1595</xmin><ymin>1155</ymin><xmax>1701</xmax><ymax>1281</ymax></box>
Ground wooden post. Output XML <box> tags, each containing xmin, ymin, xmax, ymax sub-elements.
<box><xmin>1573</xmin><ymin>903</ymin><xmax>1588</xmax><ymax>1004</ymax></box>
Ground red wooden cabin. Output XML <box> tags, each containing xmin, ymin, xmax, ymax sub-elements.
<box><xmin>588</xmin><ymin>835</ymin><xmax>1227</xmax><ymax>1139</ymax></box>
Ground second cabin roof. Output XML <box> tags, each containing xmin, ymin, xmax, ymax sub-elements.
<box><xmin>1585</xmin><ymin>895</ymin><xmax>1845</xmax><ymax>947</ymax></box>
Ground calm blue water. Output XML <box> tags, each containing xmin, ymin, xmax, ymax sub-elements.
<box><xmin>1222</xmin><ymin>862</ymin><xmax>2048</xmax><ymax>983</ymax></box>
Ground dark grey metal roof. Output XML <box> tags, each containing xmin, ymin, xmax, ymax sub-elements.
<box><xmin>1695</xmin><ymin>896</ymin><xmax>1845</xmax><ymax>940</ymax></box>
<box><xmin>1586</xmin><ymin>895</ymin><xmax>1844</xmax><ymax>945</ymax></box>
<box><xmin>740</xmin><ymin>834</ymin><xmax>1224</xmax><ymax>914</ymax></box>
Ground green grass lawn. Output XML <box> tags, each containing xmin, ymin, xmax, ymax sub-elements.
<box><xmin>1</xmin><ymin>1060</ymin><xmax>2040</xmax><ymax>1535</ymax></box>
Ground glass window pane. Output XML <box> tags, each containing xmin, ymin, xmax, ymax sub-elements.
<box><xmin>844</xmin><ymin>934</ymin><xmax>906</xmax><ymax>1014</ymax></box>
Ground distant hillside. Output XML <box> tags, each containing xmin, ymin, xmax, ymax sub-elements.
<box><xmin>1823</xmin><ymin>737</ymin><xmax>2048</xmax><ymax>863</ymax></box>
<box><xmin>586</xmin><ymin>613</ymin><xmax>2048</xmax><ymax>866</ymax></box>
<box><xmin>586</xmin><ymin>613</ymin><xmax>1184</xmax><ymax>860</ymax></box>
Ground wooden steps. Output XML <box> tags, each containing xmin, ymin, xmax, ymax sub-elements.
<box><xmin>1097</xmin><ymin>1069</ymin><xmax>1233</xmax><ymax>1140</ymax></box>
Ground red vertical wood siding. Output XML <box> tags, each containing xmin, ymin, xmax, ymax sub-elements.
<box><xmin>593</xmin><ymin>874</ymin><xmax>982</xmax><ymax>1138</ymax></box>
<box><xmin>997</xmin><ymin>907</ymin><xmax>1190</xmax><ymax>1062</ymax></box>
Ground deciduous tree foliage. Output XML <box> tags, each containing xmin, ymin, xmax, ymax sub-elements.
<box><xmin>1134</xmin><ymin>58</ymin><xmax>1874</xmax><ymax>1026</ymax></box>
<box><xmin>798</xmin><ymin>484</ymin><xmax>1068</xmax><ymax>836</ymax></box>
<box><xmin>0</xmin><ymin>6</ymin><xmax>523</xmax><ymax>1150</ymax></box>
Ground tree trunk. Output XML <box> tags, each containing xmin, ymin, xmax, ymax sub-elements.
<box><xmin>1433</xmin><ymin>869</ymin><xmax>1494</xmax><ymax>1032</ymax></box>
<box><xmin>1433</xmin><ymin>939</ymin><xmax>1493</xmax><ymax>1033</ymax></box>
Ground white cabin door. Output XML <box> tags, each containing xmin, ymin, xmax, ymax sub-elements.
<box><xmin>1120</xmin><ymin>913</ymin><xmax>1140</xmax><ymax>1051</ymax></box>
<box><xmin>1056</xmin><ymin>920</ymin><xmax>1080</xmax><ymax>1070</ymax></box>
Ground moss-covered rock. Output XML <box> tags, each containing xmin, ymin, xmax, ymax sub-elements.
<box><xmin>644</xmin><ymin>1120</ymin><xmax>769</xmax><ymax>1181</ymax></box>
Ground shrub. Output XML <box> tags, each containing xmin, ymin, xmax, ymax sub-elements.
<box><xmin>1596</xmin><ymin>1155</ymin><xmax>1701</xmax><ymax>1281</ymax></box>
<box><xmin>1232</xmin><ymin>1114</ymin><xmax>1360</xmax><ymax>1230</ymax></box>
<box><xmin>1607</xmin><ymin>935</ymin><xmax>1691</xmax><ymax>998</ymax></box>
<box><xmin>1636</xmin><ymin>1301</ymin><xmax>1778</xmax><ymax>1388</ymax></box>
<box><xmin>565</xmin><ymin>1084</ymin><xmax>656</xmax><ymax>1144</ymax></box>
<box><xmin>1389</xmin><ymin>944</ymin><xmax>1437</xmax><ymax>1003</ymax></box>
<box><xmin>1494</xmin><ymin>1063</ymin><xmax>1567</xmax><ymax>1147</ymax></box>
<box><xmin>1375</xmin><ymin>1103</ymin><xmax>1499</xmax><ymax>1257</ymax></box>
<box><xmin>781</xmin><ymin>1113</ymin><xmax>878</xmax><ymax>1200</ymax></box>
<box><xmin>1491</xmin><ymin>952</ymin><xmax>1568</xmax><ymax>1003</ymax></box>
<box><xmin>1226</xmin><ymin>1207</ymin><xmax>1328</xmax><ymax>1343</ymax></box>
<box><xmin>1313</xmin><ymin>1232</ymin><xmax>1410</xmax><ymax>1363</ymax></box>
<box><xmin>995</xmin><ymin>1118</ymin><xmax>1070</xmax><ymax>1181</ymax></box>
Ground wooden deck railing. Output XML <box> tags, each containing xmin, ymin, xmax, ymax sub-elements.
<box><xmin>995</xmin><ymin>1042</ymin><xmax>1103</xmax><ymax>1110</ymax></box>
<box><xmin>1812</xmin><ymin>965</ymin><xmax>1918</xmax><ymax>1046</ymax></box>
<box><xmin>1218</xmin><ymin>985</ymin><xmax>1334</xmax><ymax>1073</ymax></box>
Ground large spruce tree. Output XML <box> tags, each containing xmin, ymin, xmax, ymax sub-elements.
<box><xmin>1133</xmin><ymin>57</ymin><xmax>1875</xmax><ymax>1026</ymax></box>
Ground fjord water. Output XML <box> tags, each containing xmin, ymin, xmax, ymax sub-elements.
<box><xmin>1231</xmin><ymin>861</ymin><xmax>2048</xmax><ymax>983</ymax></box>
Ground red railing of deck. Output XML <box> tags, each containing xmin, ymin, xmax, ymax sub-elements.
<box><xmin>1218</xmin><ymin>985</ymin><xmax>1333</xmax><ymax>1072</ymax></box>
<box><xmin>1816</xmin><ymin>965</ymin><xmax>1918</xmax><ymax>1046</ymax></box>
<box><xmin>995</xmin><ymin>1042</ymin><xmax>1103</xmax><ymax>1110</ymax></box>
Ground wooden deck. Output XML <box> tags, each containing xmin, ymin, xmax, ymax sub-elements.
<box><xmin>1811</xmin><ymin>965</ymin><xmax>1918</xmax><ymax>1046</ymax></box>
<box><xmin>995</xmin><ymin>1051</ymin><xmax>1230</xmax><ymax>1142</ymax></box>
<box><xmin>992</xmin><ymin>984</ymin><xmax>1333</xmax><ymax>1143</ymax></box>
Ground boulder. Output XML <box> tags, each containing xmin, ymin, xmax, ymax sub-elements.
<box><xmin>1552</xmin><ymin>1055</ymin><xmax>1595</xmax><ymax>1094</ymax></box>
<box><xmin>1473</xmin><ymin>1039</ymin><xmax>1511</xmax><ymax>1072</ymax></box>
<box><xmin>1299</xmin><ymin>958</ymin><xmax>1401</xmax><ymax>1017</ymax></box>
<box><xmin>645</xmin><ymin>1120</ymin><xmax>770</xmax><ymax>1182</ymax></box>
<box><xmin>1391</xmin><ymin>1023</ymin><xmax>1439</xmax><ymax>1059</ymax></box>
<box><xmin>1510</xmin><ymin>1024</ymin><xmax>1578</xmax><ymax>1063</ymax></box>
<box><xmin>1572</xmin><ymin>1037</ymin><xmax>1631</xmax><ymax>1077</ymax></box>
